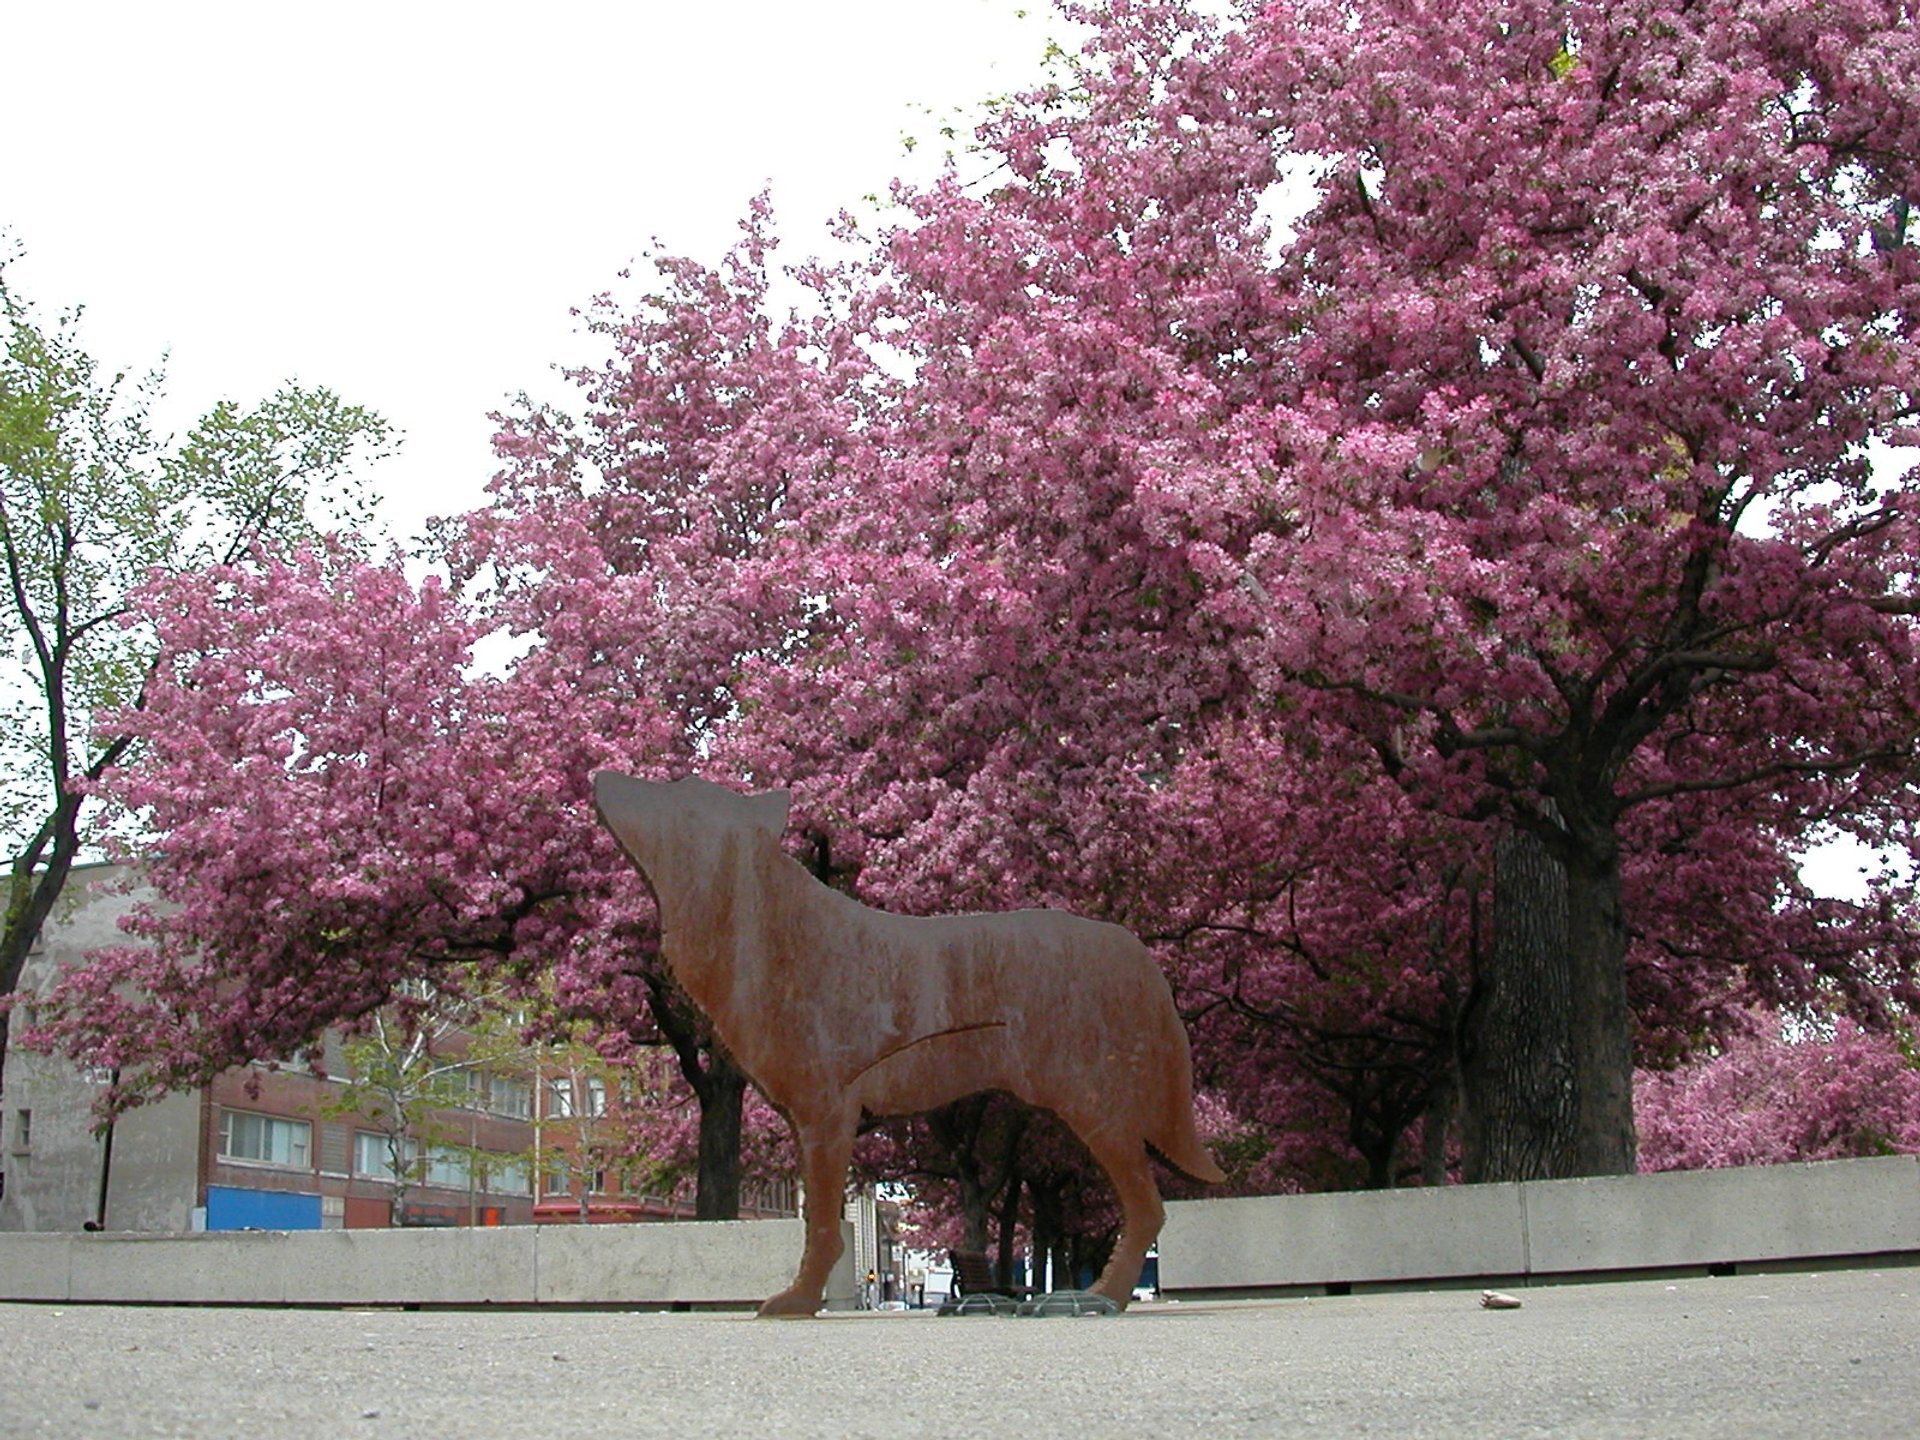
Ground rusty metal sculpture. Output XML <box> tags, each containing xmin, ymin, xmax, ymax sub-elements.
<box><xmin>593</xmin><ymin>771</ymin><xmax>1225</xmax><ymax>1316</ymax></box>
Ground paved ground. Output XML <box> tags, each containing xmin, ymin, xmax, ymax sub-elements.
<box><xmin>2</xmin><ymin>1267</ymin><xmax>1915</xmax><ymax>1438</ymax></box>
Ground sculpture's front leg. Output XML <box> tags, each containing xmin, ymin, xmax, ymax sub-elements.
<box><xmin>757</xmin><ymin>1114</ymin><xmax>854</xmax><ymax>1318</ymax></box>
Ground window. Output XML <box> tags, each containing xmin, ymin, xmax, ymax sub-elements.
<box><xmin>585</xmin><ymin>1077</ymin><xmax>608</xmax><ymax>1118</ymax></box>
<box><xmin>546</xmin><ymin>1077</ymin><xmax>576</xmax><ymax>1118</ymax></box>
<box><xmin>9</xmin><ymin>1109</ymin><xmax>30</xmax><ymax>1153</ymax></box>
<box><xmin>424</xmin><ymin>1145</ymin><xmax>469</xmax><ymax>1188</ymax></box>
<box><xmin>353</xmin><ymin>1131</ymin><xmax>416</xmax><ymax>1181</ymax></box>
<box><xmin>218</xmin><ymin>1110</ymin><xmax>311</xmax><ymax>1168</ymax></box>
<box><xmin>488</xmin><ymin>1077</ymin><xmax>532</xmax><ymax>1120</ymax></box>
<box><xmin>486</xmin><ymin>1156</ymin><xmax>532</xmax><ymax>1196</ymax></box>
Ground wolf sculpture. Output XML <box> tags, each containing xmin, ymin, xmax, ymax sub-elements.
<box><xmin>593</xmin><ymin>771</ymin><xmax>1225</xmax><ymax>1316</ymax></box>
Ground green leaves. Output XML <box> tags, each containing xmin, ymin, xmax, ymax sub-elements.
<box><xmin>164</xmin><ymin>385</ymin><xmax>392</xmax><ymax>564</ymax></box>
<box><xmin>0</xmin><ymin>260</ymin><xmax>395</xmax><ymax>857</ymax></box>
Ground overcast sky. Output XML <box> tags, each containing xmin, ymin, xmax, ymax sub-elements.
<box><xmin>6</xmin><ymin>0</ymin><xmax>1059</xmax><ymax>539</ymax></box>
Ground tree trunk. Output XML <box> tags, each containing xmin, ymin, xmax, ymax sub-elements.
<box><xmin>1460</xmin><ymin>825</ymin><xmax>1636</xmax><ymax>1181</ymax></box>
<box><xmin>950</xmin><ymin>1164</ymin><xmax>994</xmax><ymax>1254</ymax></box>
<box><xmin>1420</xmin><ymin>1069</ymin><xmax>1454</xmax><ymax>1187</ymax></box>
<box><xmin>1460</xmin><ymin>828</ymin><xmax>1579</xmax><ymax>1181</ymax></box>
<box><xmin>994</xmin><ymin>1168</ymin><xmax>1024</xmax><ymax>1291</ymax></box>
<box><xmin>645</xmin><ymin>971</ymin><xmax>746</xmax><ymax>1220</ymax></box>
<box><xmin>1562</xmin><ymin>847</ymin><xmax>1637</xmax><ymax>1175</ymax></box>
<box><xmin>926</xmin><ymin>1097</ymin><xmax>1005</xmax><ymax>1253</ymax></box>
<box><xmin>1356</xmin><ymin>1125</ymin><xmax>1396</xmax><ymax>1190</ymax></box>
<box><xmin>690</xmin><ymin>1052</ymin><xmax>746</xmax><ymax>1220</ymax></box>
<box><xmin>1</xmin><ymin>799</ymin><xmax>86</xmax><ymax>1082</ymax></box>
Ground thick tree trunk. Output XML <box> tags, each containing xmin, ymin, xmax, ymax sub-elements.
<box><xmin>690</xmin><ymin>1052</ymin><xmax>746</xmax><ymax>1220</ymax></box>
<box><xmin>1357</xmin><ymin>1128</ymin><xmax>1396</xmax><ymax>1190</ymax></box>
<box><xmin>954</xmin><ymin>1174</ymin><xmax>993</xmax><ymax>1254</ymax></box>
<box><xmin>1460</xmin><ymin>826</ymin><xmax>1635</xmax><ymax>1181</ymax></box>
<box><xmin>1460</xmin><ymin>828</ymin><xmax>1579</xmax><ymax>1181</ymax></box>
<box><xmin>1563</xmin><ymin>849</ymin><xmax>1637</xmax><ymax>1175</ymax></box>
<box><xmin>994</xmin><ymin>1167</ymin><xmax>1024</xmax><ymax>1291</ymax></box>
<box><xmin>926</xmin><ymin>1097</ymin><xmax>1009</xmax><ymax>1253</ymax></box>
<box><xmin>1</xmin><ymin>803</ymin><xmax>85</xmax><ymax>1083</ymax></box>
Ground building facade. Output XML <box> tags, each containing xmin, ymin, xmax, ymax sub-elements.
<box><xmin>1</xmin><ymin>864</ymin><xmax>794</xmax><ymax>1233</ymax></box>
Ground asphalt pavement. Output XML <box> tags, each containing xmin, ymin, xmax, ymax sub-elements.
<box><xmin>2</xmin><ymin>1267</ymin><xmax>1915</xmax><ymax>1438</ymax></box>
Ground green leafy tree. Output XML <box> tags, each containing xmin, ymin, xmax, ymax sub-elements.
<box><xmin>321</xmin><ymin>982</ymin><xmax>480</xmax><ymax>1224</ymax></box>
<box><xmin>0</xmin><ymin>252</ymin><xmax>394</xmax><ymax>1072</ymax></box>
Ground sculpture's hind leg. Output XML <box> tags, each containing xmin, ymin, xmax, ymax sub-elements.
<box><xmin>1082</xmin><ymin>1131</ymin><xmax>1165</xmax><ymax>1309</ymax></box>
<box><xmin>757</xmin><ymin>1112</ymin><xmax>854</xmax><ymax>1318</ymax></box>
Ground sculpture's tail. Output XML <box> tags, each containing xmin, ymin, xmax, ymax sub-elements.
<box><xmin>1153</xmin><ymin>1111</ymin><xmax>1228</xmax><ymax>1185</ymax></box>
<box><xmin>1153</xmin><ymin>1006</ymin><xmax>1228</xmax><ymax>1184</ymax></box>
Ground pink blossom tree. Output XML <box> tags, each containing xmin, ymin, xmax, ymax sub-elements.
<box><xmin>20</xmin><ymin>545</ymin><xmax>664</xmax><ymax>1097</ymax></box>
<box><xmin>0</xmin><ymin>259</ymin><xmax>392</xmax><ymax>1079</ymax></box>
<box><xmin>473</xmin><ymin>0</ymin><xmax>1920</xmax><ymax>1193</ymax></box>
<box><xmin>1637</xmin><ymin>1010</ymin><xmax>1920</xmax><ymax>1170</ymax></box>
<box><xmin>446</xmin><ymin>201</ymin><xmax>878</xmax><ymax>1215</ymax></box>
<box><xmin>851</xmin><ymin>0</ymin><xmax>1920</xmax><ymax>1179</ymax></box>
<box><xmin>1259</xmin><ymin>0</ymin><xmax>1920</xmax><ymax>1177</ymax></box>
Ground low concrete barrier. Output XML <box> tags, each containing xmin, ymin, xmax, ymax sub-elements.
<box><xmin>0</xmin><ymin>1218</ymin><xmax>857</xmax><ymax>1310</ymax></box>
<box><xmin>1165</xmin><ymin>1180</ymin><xmax>1530</xmax><ymax>1293</ymax></box>
<box><xmin>1524</xmin><ymin>1158</ymin><xmax>1920</xmax><ymax>1274</ymax></box>
<box><xmin>12</xmin><ymin>1160</ymin><xmax>1914</xmax><ymax>1306</ymax></box>
<box><xmin>1161</xmin><ymin>1156</ymin><xmax>1920</xmax><ymax>1298</ymax></box>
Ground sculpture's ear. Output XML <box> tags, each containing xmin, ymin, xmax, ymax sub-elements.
<box><xmin>748</xmin><ymin>789</ymin><xmax>791</xmax><ymax>839</ymax></box>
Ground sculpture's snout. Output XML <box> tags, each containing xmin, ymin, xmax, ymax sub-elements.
<box><xmin>591</xmin><ymin>769</ymin><xmax>633</xmax><ymax>808</ymax></box>
<box><xmin>591</xmin><ymin>769</ymin><xmax>655</xmax><ymax>854</ymax></box>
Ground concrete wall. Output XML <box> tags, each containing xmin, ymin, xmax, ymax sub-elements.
<box><xmin>13</xmin><ymin>1159</ymin><xmax>1913</xmax><ymax>1308</ymax></box>
<box><xmin>0</xmin><ymin>1217</ymin><xmax>858</xmax><ymax>1310</ymax></box>
<box><xmin>1160</xmin><ymin>1155</ymin><xmax>1920</xmax><ymax>1297</ymax></box>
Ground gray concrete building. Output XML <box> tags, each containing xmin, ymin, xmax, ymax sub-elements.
<box><xmin>2</xmin><ymin>866</ymin><xmax>200</xmax><ymax>1232</ymax></box>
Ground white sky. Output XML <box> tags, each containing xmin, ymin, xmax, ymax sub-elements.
<box><xmin>5</xmin><ymin>0</ymin><xmax>1060</xmax><ymax>541</ymax></box>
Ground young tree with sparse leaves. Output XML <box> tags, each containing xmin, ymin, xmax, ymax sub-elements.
<box><xmin>322</xmin><ymin>980</ymin><xmax>484</xmax><ymax>1224</ymax></box>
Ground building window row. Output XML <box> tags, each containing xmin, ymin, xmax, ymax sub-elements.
<box><xmin>486</xmin><ymin>1076</ymin><xmax>533</xmax><ymax>1119</ymax></box>
<box><xmin>346</xmin><ymin>1127</ymin><xmax>531</xmax><ymax>1195</ymax></box>
<box><xmin>438</xmin><ymin>1069</ymin><xmax>535</xmax><ymax>1119</ymax></box>
<box><xmin>218</xmin><ymin>1106</ymin><xmax>540</xmax><ymax>1202</ymax></box>
<box><xmin>217</xmin><ymin>1110</ymin><xmax>311</xmax><ymax>1168</ymax></box>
